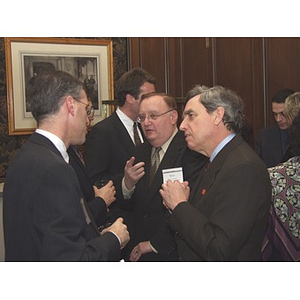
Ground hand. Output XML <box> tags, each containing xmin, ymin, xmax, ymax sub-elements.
<box><xmin>124</xmin><ymin>157</ymin><xmax>145</xmax><ymax>190</ymax></box>
<box><xmin>93</xmin><ymin>180</ymin><xmax>116</xmax><ymax>208</ymax></box>
<box><xmin>159</xmin><ymin>180</ymin><xmax>190</xmax><ymax>211</ymax></box>
<box><xmin>130</xmin><ymin>241</ymin><xmax>153</xmax><ymax>262</ymax></box>
<box><xmin>101</xmin><ymin>218</ymin><xmax>130</xmax><ymax>249</ymax></box>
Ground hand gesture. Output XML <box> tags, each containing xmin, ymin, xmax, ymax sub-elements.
<box><xmin>124</xmin><ymin>157</ymin><xmax>145</xmax><ymax>190</ymax></box>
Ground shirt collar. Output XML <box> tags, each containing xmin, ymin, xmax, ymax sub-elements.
<box><xmin>116</xmin><ymin>107</ymin><xmax>134</xmax><ymax>127</ymax></box>
<box><xmin>152</xmin><ymin>127</ymin><xmax>178</xmax><ymax>156</ymax></box>
<box><xmin>210</xmin><ymin>133</ymin><xmax>236</xmax><ymax>162</ymax></box>
<box><xmin>35</xmin><ymin>129</ymin><xmax>69</xmax><ymax>163</ymax></box>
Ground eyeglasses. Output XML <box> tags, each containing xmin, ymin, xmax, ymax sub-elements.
<box><xmin>74</xmin><ymin>97</ymin><xmax>94</xmax><ymax>121</ymax></box>
<box><xmin>137</xmin><ymin>109</ymin><xmax>175</xmax><ymax>123</ymax></box>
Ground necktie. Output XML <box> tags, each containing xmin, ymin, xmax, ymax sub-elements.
<box><xmin>133</xmin><ymin>122</ymin><xmax>142</xmax><ymax>146</ymax></box>
<box><xmin>148</xmin><ymin>147</ymin><xmax>161</xmax><ymax>185</ymax></box>
<box><xmin>73</xmin><ymin>146</ymin><xmax>85</xmax><ymax>166</ymax></box>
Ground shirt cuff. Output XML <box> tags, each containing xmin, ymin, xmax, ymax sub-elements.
<box><xmin>150</xmin><ymin>242</ymin><xmax>158</xmax><ymax>253</ymax></box>
<box><xmin>122</xmin><ymin>177</ymin><xmax>135</xmax><ymax>199</ymax></box>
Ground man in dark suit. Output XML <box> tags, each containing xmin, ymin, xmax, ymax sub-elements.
<box><xmin>117</xmin><ymin>92</ymin><xmax>207</xmax><ymax>261</ymax></box>
<box><xmin>160</xmin><ymin>85</ymin><xmax>272</xmax><ymax>261</ymax></box>
<box><xmin>255</xmin><ymin>88</ymin><xmax>294</xmax><ymax>167</ymax></box>
<box><xmin>84</xmin><ymin>67</ymin><xmax>156</xmax><ymax>184</ymax></box>
<box><xmin>3</xmin><ymin>70</ymin><xmax>129</xmax><ymax>261</ymax></box>
<box><xmin>83</xmin><ymin>68</ymin><xmax>156</xmax><ymax>233</ymax></box>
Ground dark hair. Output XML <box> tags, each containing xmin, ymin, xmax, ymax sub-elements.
<box><xmin>27</xmin><ymin>70</ymin><xmax>84</xmax><ymax>125</ymax></box>
<box><xmin>115</xmin><ymin>68</ymin><xmax>156</xmax><ymax>106</ymax></box>
<box><xmin>272</xmin><ymin>88</ymin><xmax>294</xmax><ymax>104</ymax></box>
<box><xmin>185</xmin><ymin>85</ymin><xmax>245</xmax><ymax>133</ymax></box>
<box><xmin>288</xmin><ymin>112</ymin><xmax>300</xmax><ymax>156</ymax></box>
<box><xmin>141</xmin><ymin>92</ymin><xmax>177</xmax><ymax>110</ymax></box>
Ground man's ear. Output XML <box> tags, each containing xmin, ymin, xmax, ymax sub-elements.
<box><xmin>125</xmin><ymin>93</ymin><xmax>135</xmax><ymax>104</ymax></box>
<box><xmin>213</xmin><ymin>107</ymin><xmax>225</xmax><ymax>125</ymax></box>
<box><xmin>171</xmin><ymin>109</ymin><xmax>178</xmax><ymax>124</ymax></box>
<box><xmin>65</xmin><ymin>95</ymin><xmax>75</xmax><ymax>116</ymax></box>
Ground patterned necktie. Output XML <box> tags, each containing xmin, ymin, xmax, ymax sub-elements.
<box><xmin>148</xmin><ymin>147</ymin><xmax>161</xmax><ymax>185</ymax></box>
<box><xmin>74</xmin><ymin>146</ymin><xmax>85</xmax><ymax>166</ymax></box>
<box><xmin>133</xmin><ymin>122</ymin><xmax>142</xmax><ymax>146</ymax></box>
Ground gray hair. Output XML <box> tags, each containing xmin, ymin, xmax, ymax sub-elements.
<box><xmin>185</xmin><ymin>85</ymin><xmax>245</xmax><ymax>133</ymax></box>
<box><xmin>27</xmin><ymin>70</ymin><xmax>84</xmax><ymax>126</ymax></box>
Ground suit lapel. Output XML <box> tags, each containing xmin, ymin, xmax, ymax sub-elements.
<box><xmin>111</xmin><ymin>111</ymin><xmax>136</xmax><ymax>153</ymax></box>
<box><xmin>32</xmin><ymin>134</ymin><xmax>100</xmax><ymax>234</ymax></box>
<box><xmin>189</xmin><ymin>134</ymin><xmax>244</xmax><ymax>204</ymax></box>
<box><xmin>30</xmin><ymin>132</ymin><xmax>64</xmax><ymax>160</ymax></box>
<box><xmin>68</xmin><ymin>146</ymin><xmax>94</xmax><ymax>187</ymax></box>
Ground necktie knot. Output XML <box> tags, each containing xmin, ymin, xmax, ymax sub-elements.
<box><xmin>151</xmin><ymin>147</ymin><xmax>161</xmax><ymax>165</ymax></box>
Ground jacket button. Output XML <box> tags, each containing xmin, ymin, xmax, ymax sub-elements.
<box><xmin>143</xmin><ymin>214</ymin><xmax>148</xmax><ymax>219</ymax></box>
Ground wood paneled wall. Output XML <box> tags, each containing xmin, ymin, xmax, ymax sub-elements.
<box><xmin>127</xmin><ymin>37</ymin><xmax>300</xmax><ymax>146</ymax></box>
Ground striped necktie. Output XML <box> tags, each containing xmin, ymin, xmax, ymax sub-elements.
<box><xmin>133</xmin><ymin>122</ymin><xmax>142</xmax><ymax>146</ymax></box>
<box><xmin>148</xmin><ymin>147</ymin><xmax>161</xmax><ymax>185</ymax></box>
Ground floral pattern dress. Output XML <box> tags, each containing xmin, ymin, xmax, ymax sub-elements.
<box><xmin>261</xmin><ymin>156</ymin><xmax>300</xmax><ymax>261</ymax></box>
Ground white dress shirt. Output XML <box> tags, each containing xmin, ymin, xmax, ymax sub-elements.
<box><xmin>116</xmin><ymin>107</ymin><xmax>144</xmax><ymax>144</ymax></box>
<box><xmin>35</xmin><ymin>129</ymin><xmax>69</xmax><ymax>163</ymax></box>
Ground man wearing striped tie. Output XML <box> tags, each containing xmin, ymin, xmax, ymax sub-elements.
<box><xmin>116</xmin><ymin>92</ymin><xmax>207</xmax><ymax>261</ymax></box>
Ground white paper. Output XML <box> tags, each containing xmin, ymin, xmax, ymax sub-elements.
<box><xmin>162</xmin><ymin>167</ymin><xmax>183</xmax><ymax>183</ymax></box>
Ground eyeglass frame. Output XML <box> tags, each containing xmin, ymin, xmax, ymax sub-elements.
<box><xmin>73</xmin><ymin>97</ymin><xmax>94</xmax><ymax>121</ymax></box>
<box><xmin>137</xmin><ymin>109</ymin><xmax>175</xmax><ymax>123</ymax></box>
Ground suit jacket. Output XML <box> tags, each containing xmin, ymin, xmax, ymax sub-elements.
<box><xmin>169</xmin><ymin>134</ymin><xmax>272</xmax><ymax>261</ymax></box>
<box><xmin>3</xmin><ymin>133</ymin><xmax>120</xmax><ymax>261</ymax></box>
<box><xmin>255</xmin><ymin>124</ymin><xmax>288</xmax><ymax>168</ymax></box>
<box><xmin>83</xmin><ymin>111</ymin><xmax>140</xmax><ymax>237</ymax></box>
<box><xmin>84</xmin><ymin>111</ymin><xmax>138</xmax><ymax>184</ymax></box>
<box><xmin>68</xmin><ymin>146</ymin><xmax>108</xmax><ymax>227</ymax></box>
<box><xmin>116</xmin><ymin>130</ymin><xmax>208</xmax><ymax>261</ymax></box>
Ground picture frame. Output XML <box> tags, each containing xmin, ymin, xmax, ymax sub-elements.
<box><xmin>5</xmin><ymin>37</ymin><xmax>114</xmax><ymax>135</ymax></box>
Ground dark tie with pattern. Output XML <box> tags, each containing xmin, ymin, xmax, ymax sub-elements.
<box><xmin>148</xmin><ymin>147</ymin><xmax>161</xmax><ymax>185</ymax></box>
<box><xmin>73</xmin><ymin>146</ymin><xmax>85</xmax><ymax>166</ymax></box>
<box><xmin>133</xmin><ymin>122</ymin><xmax>142</xmax><ymax>146</ymax></box>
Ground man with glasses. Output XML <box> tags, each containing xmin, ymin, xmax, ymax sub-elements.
<box><xmin>116</xmin><ymin>92</ymin><xmax>207</xmax><ymax>261</ymax></box>
<box><xmin>3</xmin><ymin>71</ymin><xmax>129</xmax><ymax>261</ymax></box>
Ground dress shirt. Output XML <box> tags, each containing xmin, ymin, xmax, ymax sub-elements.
<box><xmin>116</xmin><ymin>107</ymin><xmax>144</xmax><ymax>144</ymax></box>
<box><xmin>210</xmin><ymin>133</ymin><xmax>236</xmax><ymax>162</ymax></box>
<box><xmin>122</xmin><ymin>128</ymin><xmax>178</xmax><ymax>198</ymax></box>
<box><xmin>35</xmin><ymin>129</ymin><xmax>69</xmax><ymax>163</ymax></box>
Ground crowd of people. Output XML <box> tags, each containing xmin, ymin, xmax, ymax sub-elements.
<box><xmin>2</xmin><ymin>68</ymin><xmax>299</xmax><ymax>261</ymax></box>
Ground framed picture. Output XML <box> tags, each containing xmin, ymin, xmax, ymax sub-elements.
<box><xmin>5</xmin><ymin>37</ymin><xmax>114</xmax><ymax>135</ymax></box>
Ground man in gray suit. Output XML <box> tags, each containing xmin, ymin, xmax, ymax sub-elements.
<box><xmin>160</xmin><ymin>85</ymin><xmax>271</xmax><ymax>261</ymax></box>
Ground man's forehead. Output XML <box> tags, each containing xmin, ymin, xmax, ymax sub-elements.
<box><xmin>185</xmin><ymin>96</ymin><xmax>201</xmax><ymax>110</ymax></box>
<box><xmin>272</xmin><ymin>102</ymin><xmax>285</xmax><ymax>112</ymax></box>
<box><xmin>140</xmin><ymin>96</ymin><xmax>166</xmax><ymax>109</ymax></box>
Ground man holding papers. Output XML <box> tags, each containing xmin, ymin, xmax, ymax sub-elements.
<box><xmin>116</xmin><ymin>92</ymin><xmax>207</xmax><ymax>261</ymax></box>
<box><xmin>159</xmin><ymin>85</ymin><xmax>271</xmax><ymax>261</ymax></box>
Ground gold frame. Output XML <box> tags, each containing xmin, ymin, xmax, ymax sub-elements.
<box><xmin>5</xmin><ymin>37</ymin><xmax>114</xmax><ymax>135</ymax></box>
